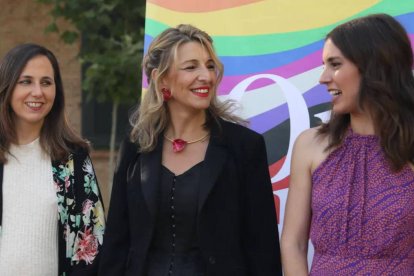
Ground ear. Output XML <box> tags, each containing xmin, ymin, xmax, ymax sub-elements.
<box><xmin>151</xmin><ymin>68</ymin><xmax>169</xmax><ymax>88</ymax></box>
<box><xmin>151</xmin><ymin>68</ymin><xmax>158</xmax><ymax>83</ymax></box>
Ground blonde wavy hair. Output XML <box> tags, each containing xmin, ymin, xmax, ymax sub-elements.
<box><xmin>130</xmin><ymin>24</ymin><xmax>245</xmax><ymax>152</ymax></box>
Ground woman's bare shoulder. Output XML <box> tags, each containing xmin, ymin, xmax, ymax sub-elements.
<box><xmin>295</xmin><ymin>127</ymin><xmax>327</xmax><ymax>149</ymax></box>
<box><xmin>293</xmin><ymin>127</ymin><xmax>330</xmax><ymax>173</ymax></box>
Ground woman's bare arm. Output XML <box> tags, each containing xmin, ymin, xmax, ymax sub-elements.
<box><xmin>281</xmin><ymin>128</ymin><xmax>320</xmax><ymax>275</ymax></box>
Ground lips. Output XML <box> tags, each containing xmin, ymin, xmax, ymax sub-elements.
<box><xmin>191</xmin><ymin>86</ymin><xmax>210</xmax><ymax>98</ymax></box>
<box><xmin>25</xmin><ymin>102</ymin><xmax>44</xmax><ymax>110</ymax></box>
<box><xmin>328</xmin><ymin>89</ymin><xmax>342</xmax><ymax>96</ymax></box>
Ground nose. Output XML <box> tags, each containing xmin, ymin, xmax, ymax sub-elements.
<box><xmin>197</xmin><ymin>66</ymin><xmax>213</xmax><ymax>82</ymax></box>
<box><xmin>319</xmin><ymin>66</ymin><xmax>331</xmax><ymax>85</ymax></box>
<box><xmin>31</xmin><ymin>82</ymin><xmax>43</xmax><ymax>97</ymax></box>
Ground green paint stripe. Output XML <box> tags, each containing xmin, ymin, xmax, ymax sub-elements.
<box><xmin>145</xmin><ymin>18</ymin><xmax>170</xmax><ymax>37</ymax></box>
<box><xmin>145</xmin><ymin>1</ymin><xmax>414</xmax><ymax>56</ymax></box>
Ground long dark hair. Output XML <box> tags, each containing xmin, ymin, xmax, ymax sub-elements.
<box><xmin>318</xmin><ymin>13</ymin><xmax>414</xmax><ymax>171</ymax></box>
<box><xmin>0</xmin><ymin>43</ymin><xmax>89</xmax><ymax>162</ymax></box>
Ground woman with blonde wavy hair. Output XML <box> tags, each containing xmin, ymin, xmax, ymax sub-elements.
<box><xmin>100</xmin><ymin>24</ymin><xmax>282</xmax><ymax>276</ymax></box>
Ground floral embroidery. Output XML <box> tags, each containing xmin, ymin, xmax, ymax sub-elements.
<box><xmin>53</xmin><ymin>153</ymin><xmax>105</xmax><ymax>275</ymax></box>
<box><xmin>72</xmin><ymin>226</ymin><xmax>99</xmax><ymax>265</ymax></box>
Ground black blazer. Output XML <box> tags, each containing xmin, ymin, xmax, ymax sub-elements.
<box><xmin>99</xmin><ymin>119</ymin><xmax>282</xmax><ymax>276</ymax></box>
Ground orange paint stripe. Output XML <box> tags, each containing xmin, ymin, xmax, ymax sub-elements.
<box><xmin>273</xmin><ymin>176</ymin><xmax>289</xmax><ymax>191</ymax></box>
<box><xmin>148</xmin><ymin>0</ymin><xmax>263</xmax><ymax>13</ymax></box>
<box><xmin>269</xmin><ymin>156</ymin><xmax>285</xmax><ymax>176</ymax></box>
<box><xmin>269</xmin><ymin>156</ymin><xmax>290</xmax><ymax>190</ymax></box>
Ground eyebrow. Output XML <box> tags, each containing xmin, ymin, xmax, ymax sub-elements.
<box><xmin>180</xmin><ymin>58</ymin><xmax>214</xmax><ymax>64</ymax></box>
<box><xmin>322</xmin><ymin>56</ymin><xmax>341</xmax><ymax>65</ymax></box>
<box><xmin>179</xmin><ymin>59</ymin><xmax>197</xmax><ymax>65</ymax></box>
<box><xmin>327</xmin><ymin>56</ymin><xmax>341</xmax><ymax>62</ymax></box>
<box><xmin>19</xmin><ymin>75</ymin><xmax>54</xmax><ymax>80</ymax></box>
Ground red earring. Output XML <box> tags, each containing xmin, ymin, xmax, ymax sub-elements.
<box><xmin>161</xmin><ymin>88</ymin><xmax>172</xmax><ymax>101</ymax></box>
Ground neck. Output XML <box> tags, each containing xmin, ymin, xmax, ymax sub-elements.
<box><xmin>15</xmin><ymin>122</ymin><xmax>42</xmax><ymax>145</ymax></box>
<box><xmin>350</xmin><ymin>112</ymin><xmax>375</xmax><ymax>135</ymax></box>
<box><xmin>166</xmin><ymin>110</ymin><xmax>208</xmax><ymax>139</ymax></box>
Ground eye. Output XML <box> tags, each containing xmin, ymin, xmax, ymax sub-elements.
<box><xmin>18</xmin><ymin>79</ymin><xmax>31</xmax><ymax>85</ymax></box>
<box><xmin>331</xmin><ymin>62</ymin><xmax>341</xmax><ymax>68</ymax></box>
<box><xmin>183</xmin><ymin>65</ymin><xmax>196</xmax><ymax>71</ymax></box>
<box><xmin>41</xmin><ymin>79</ymin><xmax>53</xmax><ymax>86</ymax></box>
<box><xmin>207</xmin><ymin>64</ymin><xmax>216</xmax><ymax>71</ymax></box>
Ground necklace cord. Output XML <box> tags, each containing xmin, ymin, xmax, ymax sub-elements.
<box><xmin>164</xmin><ymin>133</ymin><xmax>209</xmax><ymax>144</ymax></box>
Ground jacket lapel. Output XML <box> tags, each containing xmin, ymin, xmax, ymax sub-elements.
<box><xmin>198</xmin><ymin>125</ymin><xmax>228</xmax><ymax>212</ymax></box>
<box><xmin>130</xmin><ymin>120</ymin><xmax>229</xmax><ymax>217</ymax></box>
<box><xmin>139</xmin><ymin>141</ymin><xmax>162</xmax><ymax>219</ymax></box>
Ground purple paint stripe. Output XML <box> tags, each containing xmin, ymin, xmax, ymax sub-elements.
<box><xmin>143</xmin><ymin>71</ymin><xmax>148</xmax><ymax>88</ymax></box>
<box><xmin>249</xmin><ymin>84</ymin><xmax>330</xmax><ymax>134</ymax></box>
<box><xmin>249</xmin><ymin>104</ymin><xmax>289</xmax><ymax>134</ymax></box>
<box><xmin>218</xmin><ymin>49</ymin><xmax>322</xmax><ymax>95</ymax></box>
<box><xmin>303</xmin><ymin>84</ymin><xmax>332</xmax><ymax>107</ymax></box>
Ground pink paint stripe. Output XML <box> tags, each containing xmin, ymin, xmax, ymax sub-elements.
<box><xmin>143</xmin><ymin>72</ymin><xmax>148</xmax><ymax>88</ymax></box>
<box><xmin>218</xmin><ymin>49</ymin><xmax>322</xmax><ymax>95</ymax></box>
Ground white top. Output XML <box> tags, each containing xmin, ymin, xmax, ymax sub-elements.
<box><xmin>0</xmin><ymin>138</ymin><xmax>58</xmax><ymax>276</ymax></box>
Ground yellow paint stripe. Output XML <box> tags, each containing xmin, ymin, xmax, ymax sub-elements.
<box><xmin>146</xmin><ymin>0</ymin><xmax>380</xmax><ymax>35</ymax></box>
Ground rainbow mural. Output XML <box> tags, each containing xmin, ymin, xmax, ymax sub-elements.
<box><xmin>144</xmin><ymin>0</ymin><xmax>414</xmax><ymax>239</ymax></box>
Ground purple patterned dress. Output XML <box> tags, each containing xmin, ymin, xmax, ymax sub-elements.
<box><xmin>310</xmin><ymin>130</ymin><xmax>414</xmax><ymax>275</ymax></box>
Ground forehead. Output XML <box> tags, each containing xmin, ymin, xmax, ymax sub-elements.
<box><xmin>322</xmin><ymin>38</ymin><xmax>344</xmax><ymax>61</ymax></box>
<box><xmin>175</xmin><ymin>41</ymin><xmax>212</xmax><ymax>63</ymax></box>
<box><xmin>21</xmin><ymin>55</ymin><xmax>54</xmax><ymax>75</ymax></box>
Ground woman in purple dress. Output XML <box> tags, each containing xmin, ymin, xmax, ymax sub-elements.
<box><xmin>281</xmin><ymin>14</ymin><xmax>414</xmax><ymax>275</ymax></box>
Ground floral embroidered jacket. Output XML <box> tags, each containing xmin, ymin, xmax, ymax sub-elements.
<box><xmin>0</xmin><ymin>149</ymin><xmax>105</xmax><ymax>276</ymax></box>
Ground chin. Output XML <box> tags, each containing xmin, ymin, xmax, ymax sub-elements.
<box><xmin>332</xmin><ymin>105</ymin><xmax>349</xmax><ymax>115</ymax></box>
<box><xmin>193</xmin><ymin>101</ymin><xmax>211</xmax><ymax>110</ymax></box>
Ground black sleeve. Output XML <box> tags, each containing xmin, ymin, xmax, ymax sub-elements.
<box><xmin>241</xmin><ymin>134</ymin><xmax>283</xmax><ymax>276</ymax></box>
<box><xmin>98</xmin><ymin>138</ymin><xmax>137</xmax><ymax>275</ymax></box>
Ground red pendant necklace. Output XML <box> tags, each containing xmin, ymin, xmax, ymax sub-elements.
<box><xmin>164</xmin><ymin>133</ymin><xmax>209</xmax><ymax>153</ymax></box>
